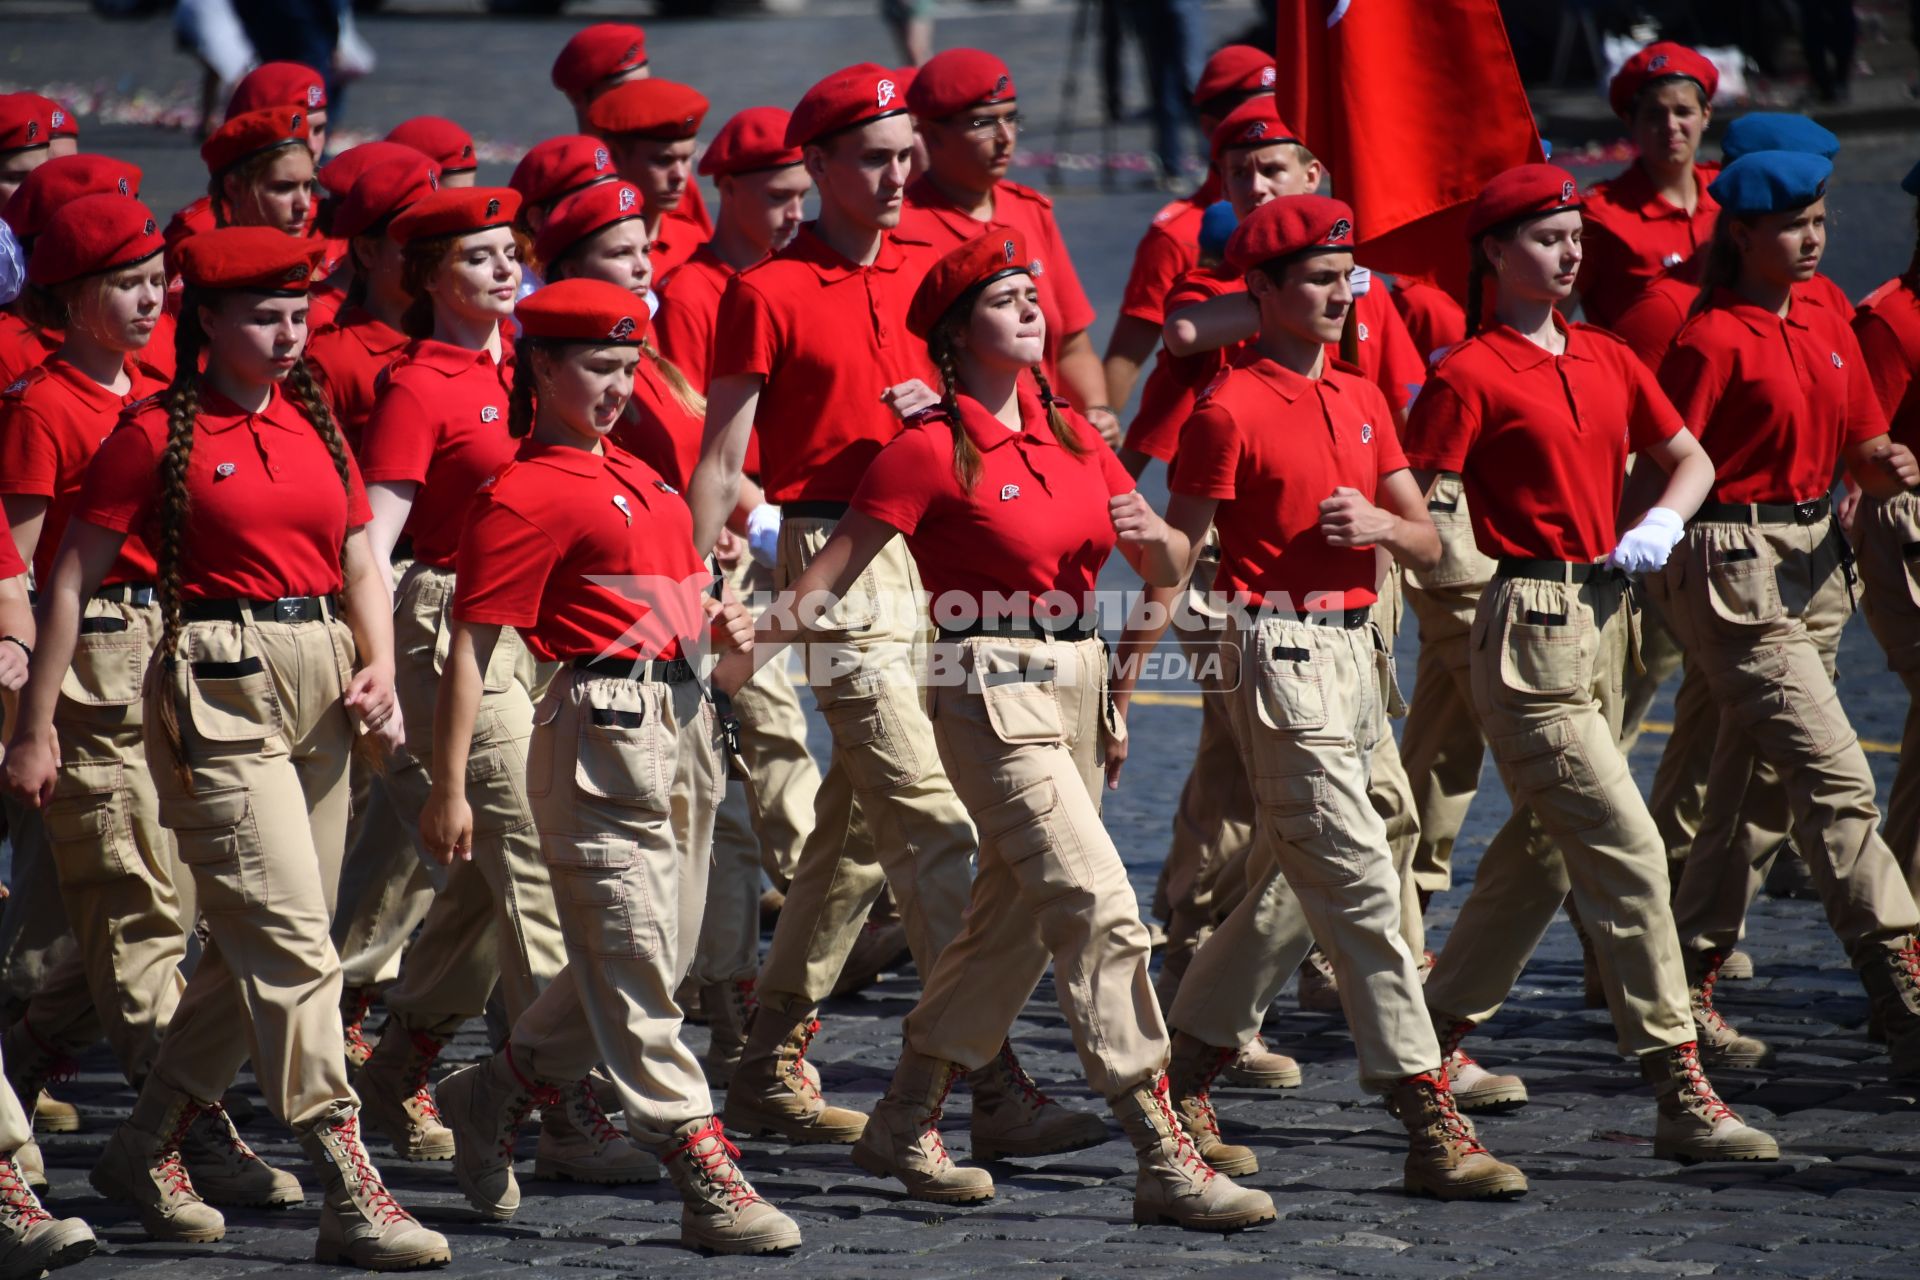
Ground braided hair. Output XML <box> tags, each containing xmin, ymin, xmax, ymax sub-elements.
<box><xmin>927</xmin><ymin>297</ymin><xmax>1090</xmax><ymax>494</ymax></box>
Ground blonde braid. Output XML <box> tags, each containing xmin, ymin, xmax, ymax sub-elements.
<box><xmin>1028</xmin><ymin>366</ymin><xmax>1089</xmax><ymax>457</ymax></box>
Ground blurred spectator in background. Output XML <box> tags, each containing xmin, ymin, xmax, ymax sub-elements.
<box><xmin>1800</xmin><ymin>0</ymin><xmax>1858</xmax><ymax>102</ymax></box>
<box><xmin>882</xmin><ymin>0</ymin><xmax>934</xmax><ymax>67</ymax></box>
<box><xmin>1129</xmin><ymin>0</ymin><xmax>1205</xmax><ymax>186</ymax></box>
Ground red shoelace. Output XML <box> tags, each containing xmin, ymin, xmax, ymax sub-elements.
<box><xmin>671</xmin><ymin>1117</ymin><xmax>761</xmax><ymax>1209</ymax></box>
<box><xmin>1414</xmin><ymin>1073</ymin><xmax>1489</xmax><ymax>1155</ymax></box>
<box><xmin>329</xmin><ymin>1115</ymin><xmax>410</xmax><ymax>1226</ymax></box>
<box><xmin>502</xmin><ymin>1046</ymin><xmax>561</xmax><ymax>1160</ymax></box>
<box><xmin>158</xmin><ymin>1104</ymin><xmax>202</xmax><ymax>1198</ymax></box>
<box><xmin>571</xmin><ymin>1079</ymin><xmax>627</xmax><ymax>1149</ymax></box>
<box><xmin>1149</xmin><ymin>1074</ymin><xmax>1215</xmax><ymax>1182</ymax></box>
<box><xmin>786</xmin><ymin>1020</ymin><xmax>826</xmax><ymax>1102</ymax></box>
<box><xmin>403</xmin><ymin>1033</ymin><xmax>447</xmax><ymax>1125</ymax></box>
<box><xmin>998</xmin><ymin>1043</ymin><xmax>1056</xmax><ymax>1112</ymax></box>
<box><xmin>1673</xmin><ymin>1043</ymin><xmax>1734</xmax><ymax>1123</ymax></box>
<box><xmin>0</xmin><ymin>1160</ymin><xmax>48</xmax><ymax>1226</ymax></box>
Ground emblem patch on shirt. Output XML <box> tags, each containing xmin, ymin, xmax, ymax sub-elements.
<box><xmin>1</xmin><ymin>378</ymin><xmax>26</xmax><ymax>397</ymax></box>
<box><xmin>215</xmin><ymin>462</ymin><xmax>237</xmax><ymax>479</ymax></box>
<box><xmin>480</xmin><ymin>405</ymin><xmax>500</xmax><ymax>423</ymax></box>
<box><xmin>1000</xmin><ymin>484</ymin><xmax>1020</xmax><ymax>501</ymax></box>
<box><xmin>1357</xmin><ymin>322</ymin><xmax>1370</xmax><ymax>342</ymax></box>
<box><xmin>654</xmin><ymin>479</ymin><xmax>678</xmax><ymax>495</ymax></box>
<box><xmin>877</xmin><ymin>78</ymin><xmax>898</xmax><ymax>108</ymax></box>
<box><xmin>1831</xmin><ymin>352</ymin><xmax>1844</xmax><ymax>368</ymax></box>
<box><xmin>613</xmin><ymin>493</ymin><xmax>632</xmax><ymax>523</ymax></box>
<box><xmin>1662</xmin><ymin>252</ymin><xmax>1684</xmax><ymax>268</ymax></box>
<box><xmin>1360</xmin><ymin>422</ymin><xmax>1374</xmax><ymax>444</ymax></box>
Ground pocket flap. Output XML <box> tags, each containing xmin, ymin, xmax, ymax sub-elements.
<box><xmin>183</xmin><ymin>628</ymin><xmax>281</xmax><ymax>744</ymax></box>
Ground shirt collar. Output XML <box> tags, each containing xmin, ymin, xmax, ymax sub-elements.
<box><xmin>339</xmin><ymin>306</ymin><xmax>409</xmax><ymax>355</ymax></box>
<box><xmin>43</xmin><ymin>356</ymin><xmax>135</xmax><ymax>413</ymax></box>
<box><xmin>787</xmin><ymin>222</ymin><xmax>927</xmax><ymax>282</ymax></box>
<box><xmin>1707</xmin><ymin>287</ymin><xmax>1807</xmax><ymax>335</ymax></box>
<box><xmin>1615</xmin><ymin>161</ymin><xmax>1719</xmax><ymax>221</ymax></box>
<box><xmin>952</xmin><ymin>384</ymin><xmax>1062</xmax><ymax>453</ymax></box>
<box><xmin>1475</xmin><ymin>313</ymin><xmax>1592</xmax><ymax>372</ymax></box>
<box><xmin>689</xmin><ymin>243</ymin><xmax>740</xmax><ymax>279</ymax></box>
<box><xmin>405</xmin><ymin>337</ymin><xmax>506</xmax><ymax>378</ymax></box>
<box><xmin>1243</xmin><ymin>356</ymin><xmax>1336</xmax><ymax>404</ymax></box>
<box><xmin>906</xmin><ymin>176</ymin><xmax>1006</xmax><ymax>234</ymax></box>
<box><xmin>196</xmin><ymin>383</ymin><xmax>306</xmax><ymax>435</ymax></box>
<box><xmin>516</xmin><ymin>436</ymin><xmax>608</xmax><ymax>476</ymax></box>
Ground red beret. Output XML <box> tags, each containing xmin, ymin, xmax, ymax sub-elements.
<box><xmin>698</xmin><ymin>107</ymin><xmax>802</xmax><ymax>177</ymax></box>
<box><xmin>1225</xmin><ymin>194</ymin><xmax>1354</xmax><ymax>272</ymax></box>
<box><xmin>550</xmin><ymin>23</ymin><xmax>649</xmax><ymax>97</ymax></box>
<box><xmin>388</xmin><ymin>186</ymin><xmax>521</xmax><ymax>245</ymax></box>
<box><xmin>202</xmin><ymin>107</ymin><xmax>310</xmax><ymax>177</ymax></box>
<box><xmin>3</xmin><ymin>154</ymin><xmax>142</xmax><ymax>242</ymax></box>
<box><xmin>334</xmin><ymin>153</ymin><xmax>442</xmax><ymax>240</ymax></box>
<box><xmin>387</xmin><ymin>116</ymin><xmax>477</xmax><ymax>173</ymax></box>
<box><xmin>226</xmin><ymin>61</ymin><xmax>328</xmax><ymax>120</ymax></box>
<box><xmin>175</xmin><ymin>226</ymin><xmax>325</xmax><ymax>294</ymax></box>
<box><xmin>1466</xmin><ymin>163</ymin><xmax>1581</xmax><ymax>241</ymax></box>
<box><xmin>1210</xmin><ymin>97</ymin><xmax>1300</xmax><ymax>167</ymax></box>
<box><xmin>509</xmin><ymin>135</ymin><xmax>616</xmax><ymax>209</ymax></box>
<box><xmin>907</xmin><ymin>230</ymin><xmax>1034</xmax><ymax>339</ymax></box>
<box><xmin>517</xmin><ymin>277</ymin><xmax>650</xmax><ymax>344</ymax></box>
<box><xmin>317</xmin><ymin>141</ymin><xmax>425</xmax><ymax>199</ymax></box>
<box><xmin>787</xmin><ymin>63</ymin><xmax>910</xmax><ymax>149</ymax></box>
<box><xmin>534</xmin><ymin>181</ymin><xmax>645</xmax><ymax>268</ymax></box>
<box><xmin>1194</xmin><ymin>45</ymin><xmax>1276</xmax><ymax>110</ymax></box>
<box><xmin>0</xmin><ymin>93</ymin><xmax>70</xmax><ymax>153</ymax></box>
<box><xmin>28</xmin><ymin>194</ymin><xmax>163</xmax><ymax>287</ymax></box>
<box><xmin>1608</xmin><ymin>42</ymin><xmax>1718</xmax><ymax>119</ymax></box>
<box><xmin>588</xmin><ymin>79</ymin><xmax>708</xmax><ymax>141</ymax></box>
<box><xmin>907</xmin><ymin>48</ymin><xmax>1016</xmax><ymax>119</ymax></box>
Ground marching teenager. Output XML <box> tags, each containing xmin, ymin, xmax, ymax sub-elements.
<box><xmin>0</xmin><ymin>92</ymin><xmax>76</xmax><ymax>211</ymax></box>
<box><xmin>1129</xmin><ymin>193</ymin><xmax>1527</xmax><ymax>1201</ymax></box>
<box><xmin>588</xmin><ymin>79</ymin><xmax>712</xmax><ymax>280</ymax></box>
<box><xmin>689</xmin><ymin>63</ymin><xmax>1102</xmax><ymax>1161</ymax></box>
<box><xmin>4</xmin><ymin>226</ymin><xmax>449</xmax><ymax>1270</ymax></box>
<box><xmin>712</xmin><ymin>232</ymin><xmax>1277</xmax><ymax>1232</ymax></box>
<box><xmin>162</xmin><ymin>101</ymin><xmax>325</xmax><ymax>276</ymax></box>
<box><xmin>419</xmin><ymin>278</ymin><xmax>801</xmax><ymax>1256</ymax></box>
<box><xmin>1653</xmin><ymin>150</ymin><xmax>1920</xmax><ymax>1080</ymax></box>
<box><xmin>1401</xmin><ymin>163</ymin><xmax>1777</xmax><ymax>1164</ymax></box>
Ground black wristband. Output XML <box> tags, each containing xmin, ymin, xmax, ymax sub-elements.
<box><xmin>1</xmin><ymin>635</ymin><xmax>30</xmax><ymax>661</ymax></box>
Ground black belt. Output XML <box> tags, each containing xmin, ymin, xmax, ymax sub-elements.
<box><xmin>783</xmin><ymin>500</ymin><xmax>850</xmax><ymax>520</ymax></box>
<box><xmin>938</xmin><ymin>618</ymin><xmax>1101</xmax><ymax>642</ymax></box>
<box><xmin>1282</xmin><ymin>606</ymin><xmax>1370</xmax><ymax>629</ymax></box>
<box><xmin>1693</xmin><ymin>496</ymin><xmax>1830</xmax><ymax>526</ymax></box>
<box><xmin>1495</xmin><ymin>558</ymin><xmax>1626</xmax><ymax>585</ymax></box>
<box><xmin>182</xmin><ymin>595</ymin><xmax>335</xmax><ymax>624</ymax></box>
<box><xmin>94</xmin><ymin>583</ymin><xmax>156</xmax><ymax>606</ymax></box>
<box><xmin>571</xmin><ymin>654</ymin><xmax>698</xmax><ymax>684</ymax></box>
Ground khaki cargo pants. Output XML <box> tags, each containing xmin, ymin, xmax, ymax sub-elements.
<box><xmin>1857</xmin><ymin>490</ymin><xmax>1920</xmax><ymax>899</ymax></box>
<box><xmin>903</xmin><ymin>635</ymin><xmax>1164</xmax><ymax>1096</ymax></box>
<box><xmin>506</xmin><ymin>670</ymin><xmax>720</xmax><ymax>1135</ymax></box>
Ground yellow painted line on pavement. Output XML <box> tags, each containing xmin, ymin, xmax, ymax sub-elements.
<box><xmin>1128</xmin><ymin>695</ymin><xmax>1900</xmax><ymax>755</ymax></box>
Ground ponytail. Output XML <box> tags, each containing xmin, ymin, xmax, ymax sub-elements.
<box><xmin>155</xmin><ymin>294</ymin><xmax>207</xmax><ymax>794</ymax></box>
<box><xmin>1029</xmin><ymin>366</ymin><xmax>1089</xmax><ymax>457</ymax></box>
<box><xmin>639</xmin><ymin>338</ymin><xmax>705</xmax><ymax>419</ymax></box>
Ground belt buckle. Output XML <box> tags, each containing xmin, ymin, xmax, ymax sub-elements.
<box><xmin>1795</xmin><ymin>500</ymin><xmax>1821</xmax><ymax>524</ymax></box>
<box><xmin>275</xmin><ymin>597</ymin><xmax>305</xmax><ymax>623</ymax></box>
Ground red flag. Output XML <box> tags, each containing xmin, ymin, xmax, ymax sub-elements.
<box><xmin>1276</xmin><ymin>0</ymin><xmax>1543</xmax><ymax>300</ymax></box>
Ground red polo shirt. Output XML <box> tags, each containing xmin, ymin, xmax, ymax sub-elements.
<box><xmin>453</xmin><ymin>438</ymin><xmax>708</xmax><ymax>662</ymax></box>
<box><xmin>900</xmin><ymin>176</ymin><xmax>1097</xmax><ymax>390</ymax></box>
<box><xmin>1390</xmin><ymin>276</ymin><xmax>1467</xmax><ymax>367</ymax></box>
<box><xmin>854</xmin><ymin>386</ymin><xmax>1131</xmax><ymax>613</ymax></box>
<box><xmin>1660</xmin><ymin>289</ymin><xmax>1885</xmax><ymax>506</ymax></box>
<box><xmin>1171</xmin><ymin>357</ymin><xmax>1406</xmax><ymax>611</ymax></box>
<box><xmin>1405</xmin><ymin>319</ymin><xmax>1683</xmax><ymax>563</ymax></box>
<box><xmin>0</xmin><ymin>357</ymin><xmax>164</xmax><ymax>585</ymax></box>
<box><xmin>1855</xmin><ymin>274</ymin><xmax>1920</xmax><ymax>453</ymax></box>
<box><xmin>79</xmin><ymin>385</ymin><xmax>372</xmax><ymax>600</ymax></box>
<box><xmin>358</xmin><ymin>338</ymin><xmax>515</xmax><ymax>570</ymax></box>
<box><xmin>305</xmin><ymin>307</ymin><xmax>412</xmax><ymax>454</ymax></box>
<box><xmin>612</xmin><ymin>358</ymin><xmax>705</xmax><ymax>491</ymax></box>
<box><xmin>1118</xmin><ymin>173</ymin><xmax>1222</xmax><ymax>328</ymax></box>
<box><xmin>1614</xmin><ymin>268</ymin><xmax>1852</xmax><ymax>372</ymax></box>
<box><xmin>649</xmin><ymin>205</ymin><xmax>710</xmax><ymax>281</ymax></box>
<box><xmin>0</xmin><ymin>313</ymin><xmax>61</xmax><ymax>387</ymax></box>
<box><xmin>709</xmin><ymin>222</ymin><xmax>938</xmax><ymax>505</ymax></box>
<box><xmin>1576</xmin><ymin>161</ymin><xmax>1720</xmax><ymax>330</ymax></box>
<box><xmin>654</xmin><ymin>244</ymin><xmax>734</xmax><ymax>391</ymax></box>
<box><xmin>307</xmin><ymin>280</ymin><xmax>347</xmax><ymax>334</ymax></box>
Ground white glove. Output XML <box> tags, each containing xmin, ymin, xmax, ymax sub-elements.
<box><xmin>1606</xmin><ymin>507</ymin><xmax>1686</xmax><ymax>574</ymax></box>
<box><xmin>747</xmin><ymin>503</ymin><xmax>781</xmax><ymax>569</ymax></box>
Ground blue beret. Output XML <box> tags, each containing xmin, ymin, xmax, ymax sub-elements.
<box><xmin>1903</xmin><ymin>159</ymin><xmax>1920</xmax><ymax>197</ymax></box>
<box><xmin>1721</xmin><ymin>113</ymin><xmax>1840</xmax><ymax>162</ymax></box>
<box><xmin>1708</xmin><ymin>150</ymin><xmax>1831</xmax><ymax>215</ymax></box>
<box><xmin>1198</xmin><ymin>200</ymin><xmax>1238</xmax><ymax>258</ymax></box>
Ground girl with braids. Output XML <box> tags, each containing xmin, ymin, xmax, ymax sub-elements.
<box><xmin>710</xmin><ymin>232</ymin><xmax>1274</xmax><ymax>1232</ymax></box>
<box><xmin>351</xmin><ymin>187</ymin><xmax>645</xmax><ymax>1185</ymax></box>
<box><xmin>1851</xmin><ymin>156</ymin><xmax>1920</xmax><ymax>902</ymax></box>
<box><xmin>416</xmin><ymin>278</ymin><xmax>798</xmax><ymax>1257</ymax></box>
<box><xmin>3</xmin><ymin>226</ymin><xmax>448</xmax><ymax>1271</ymax></box>
<box><xmin>1395</xmin><ymin>164</ymin><xmax>1777</xmax><ymax>1167</ymax></box>
<box><xmin>1652</xmin><ymin>150</ymin><xmax>1920</xmax><ymax>1084</ymax></box>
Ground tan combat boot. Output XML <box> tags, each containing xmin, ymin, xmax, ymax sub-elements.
<box><xmin>89</xmin><ymin>1085</ymin><xmax>225</xmax><ymax>1243</ymax></box>
<box><xmin>1387</xmin><ymin>1071</ymin><xmax>1528</xmax><ymax>1200</ymax></box>
<box><xmin>701</xmin><ymin>978</ymin><xmax>755</xmax><ymax>1088</ymax></box>
<box><xmin>353</xmin><ymin>1029</ymin><xmax>454</xmax><ymax>1161</ymax></box>
<box><xmin>0</xmin><ymin>1154</ymin><xmax>94</xmax><ymax>1277</ymax></box>
<box><xmin>723</xmin><ymin>1010</ymin><xmax>867</xmax><ymax>1144</ymax></box>
<box><xmin>1640</xmin><ymin>1041</ymin><xmax>1779</xmax><ymax>1163</ymax></box>
<box><xmin>1165</xmin><ymin>1031</ymin><xmax>1257</xmax><ymax>1176</ymax></box>
<box><xmin>1220</xmin><ymin>1035</ymin><xmax>1302</xmax><ymax>1089</ymax></box>
<box><xmin>1687</xmin><ymin>949</ymin><xmax>1771</xmax><ymax>1069</ymax></box>
<box><xmin>1297</xmin><ymin>946</ymin><xmax>1342</xmax><ymax>1012</ymax></box>
<box><xmin>664</xmin><ymin>1117</ymin><xmax>802</xmax><ymax>1254</ymax></box>
<box><xmin>1</xmin><ymin>1023</ymin><xmax>70</xmax><ymax>1138</ymax></box>
<box><xmin>341</xmin><ymin>986</ymin><xmax>376</xmax><ymax>1070</ymax></box>
<box><xmin>1855</xmin><ymin>934</ymin><xmax>1920</xmax><ymax>1080</ymax></box>
<box><xmin>1110</xmin><ymin>1073</ymin><xmax>1275</xmax><ymax>1232</ymax></box>
<box><xmin>299</xmin><ymin>1104</ymin><xmax>451</xmax><ymax>1271</ymax></box>
<box><xmin>435</xmin><ymin>1047</ymin><xmax>547</xmax><ymax>1220</ymax></box>
<box><xmin>12</xmin><ymin>1143</ymin><xmax>43</xmax><ymax>1197</ymax></box>
<box><xmin>535</xmin><ymin>1076</ymin><xmax>660</xmax><ymax>1184</ymax></box>
<box><xmin>1719</xmin><ymin>948</ymin><xmax>1755</xmax><ymax>980</ymax></box>
<box><xmin>32</xmin><ymin>1093</ymin><xmax>78</xmax><ymax>1136</ymax></box>
<box><xmin>850</xmin><ymin>1052</ymin><xmax>994</xmax><ymax>1202</ymax></box>
<box><xmin>968</xmin><ymin>1041</ymin><xmax>1106</xmax><ymax>1160</ymax></box>
<box><xmin>180</xmin><ymin>1101</ymin><xmax>305</xmax><ymax>1207</ymax></box>
<box><xmin>1434</xmin><ymin>1017</ymin><xmax>1528</xmax><ymax>1113</ymax></box>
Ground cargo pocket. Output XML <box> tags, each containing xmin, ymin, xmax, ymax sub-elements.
<box><xmin>979</xmin><ymin>780</ymin><xmax>1085</xmax><ymax>907</ymax></box>
<box><xmin>1252</xmin><ymin>634</ymin><xmax>1328</xmax><ymax>732</ymax></box>
<box><xmin>1415</xmin><ymin>474</ymin><xmax>1492</xmax><ymax>591</ymax></box>
<box><xmin>162</xmin><ymin>786</ymin><xmax>263</xmax><ymax>913</ymax></box>
<box><xmin>975</xmin><ymin>643</ymin><xmax>1065</xmax><ymax>745</ymax></box>
<box><xmin>821</xmin><ymin>683</ymin><xmax>922</xmax><ymax>793</ymax></box>
<box><xmin>1487</xmin><ymin>718</ymin><xmax>1614</xmax><ymax>834</ymax></box>
<box><xmin>183</xmin><ymin>628</ymin><xmax>281</xmax><ymax>743</ymax></box>
<box><xmin>467</xmin><ymin>744</ymin><xmax>534</xmax><ymax>839</ymax></box>
<box><xmin>573</xmin><ymin>683</ymin><xmax>672</xmax><ymax>811</ymax></box>
<box><xmin>1703</xmin><ymin>539</ymin><xmax>1783</xmax><ymax>626</ymax></box>
<box><xmin>544</xmin><ymin>836</ymin><xmax>655</xmax><ymax>959</ymax></box>
<box><xmin>61</xmin><ymin>614</ymin><xmax>145</xmax><ymax>708</ymax></box>
<box><xmin>1498</xmin><ymin>596</ymin><xmax>1586</xmax><ymax>698</ymax></box>
<box><xmin>1252</xmin><ymin>768</ymin><xmax>1361</xmax><ymax>886</ymax></box>
<box><xmin>43</xmin><ymin>759</ymin><xmax>134</xmax><ymax>885</ymax></box>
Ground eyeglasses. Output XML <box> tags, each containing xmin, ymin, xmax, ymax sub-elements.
<box><xmin>958</xmin><ymin>111</ymin><xmax>1021</xmax><ymax>138</ymax></box>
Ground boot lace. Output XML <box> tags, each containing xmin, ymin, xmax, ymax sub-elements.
<box><xmin>670</xmin><ymin>1117</ymin><xmax>762</xmax><ymax>1209</ymax></box>
<box><xmin>1414</xmin><ymin>1072</ymin><xmax>1488</xmax><ymax>1156</ymax></box>
<box><xmin>783</xmin><ymin>1019</ymin><xmax>827</xmax><ymax>1102</ymax></box>
<box><xmin>342</xmin><ymin>989</ymin><xmax>375</xmax><ymax>1063</ymax></box>
<box><xmin>1692</xmin><ymin>951</ymin><xmax>1739</xmax><ymax>1038</ymax></box>
<box><xmin>402</xmin><ymin>1032</ymin><xmax>447</xmax><ymax>1125</ymax></box>
<box><xmin>157</xmin><ymin>1103</ymin><xmax>204</xmax><ymax>1199</ymax></box>
<box><xmin>732</xmin><ymin>978</ymin><xmax>759</xmax><ymax>1021</ymax></box>
<box><xmin>1440</xmin><ymin>1020</ymin><xmax>1483</xmax><ymax>1075</ymax></box>
<box><xmin>913</xmin><ymin>1063</ymin><xmax>962</xmax><ymax>1167</ymax></box>
<box><xmin>197</xmin><ymin>1102</ymin><xmax>262</xmax><ymax>1166</ymax></box>
<box><xmin>0</xmin><ymin>1160</ymin><xmax>48</xmax><ymax>1227</ymax></box>
<box><xmin>18</xmin><ymin>1020</ymin><xmax>77</xmax><ymax>1090</ymax></box>
<box><xmin>569</xmin><ymin>1078</ymin><xmax>626</xmax><ymax>1150</ymax></box>
<box><xmin>1148</xmin><ymin>1073</ymin><xmax>1215</xmax><ymax>1182</ymax></box>
<box><xmin>996</xmin><ymin>1042</ymin><xmax>1056</xmax><ymax>1114</ymax></box>
<box><xmin>326</xmin><ymin>1114</ymin><xmax>411</xmax><ymax>1227</ymax></box>
<box><xmin>503</xmin><ymin>1045</ymin><xmax>561</xmax><ymax>1161</ymax></box>
<box><xmin>1894</xmin><ymin>936</ymin><xmax>1920</xmax><ymax>1000</ymax></box>
<box><xmin>1672</xmin><ymin>1042</ymin><xmax>1734</xmax><ymax>1123</ymax></box>
<box><xmin>1184</xmin><ymin>1046</ymin><xmax>1233</xmax><ymax>1139</ymax></box>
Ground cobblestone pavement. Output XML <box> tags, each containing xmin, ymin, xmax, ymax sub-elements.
<box><xmin>5</xmin><ymin>8</ymin><xmax>1920</xmax><ymax>1277</ymax></box>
